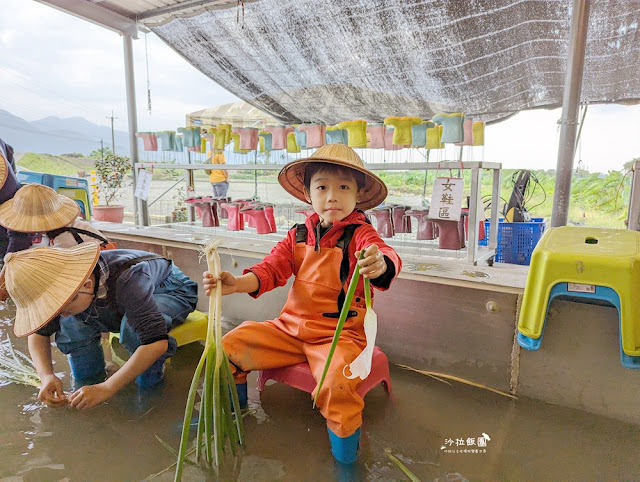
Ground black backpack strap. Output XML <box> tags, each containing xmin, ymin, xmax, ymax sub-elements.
<box><xmin>106</xmin><ymin>254</ymin><xmax>167</xmax><ymax>313</ymax></box>
<box><xmin>327</xmin><ymin>224</ymin><xmax>363</xmax><ymax>318</ymax></box>
<box><xmin>295</xmin><ymin>223</ymin><xmax>307</xmax><ymax>244</ymax></box>
<box><xmin>336</xmin><ymin>224</ymin><xmax>361</xmax><ymax>290</ymax></box>
<box><xmin>47</xmin><ymin>227</ymin><xmax>109</xmax><ymax>246</ymax></box>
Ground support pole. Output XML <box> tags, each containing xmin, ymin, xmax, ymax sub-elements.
<box><xmin>123</xmin><ymin>34</ymin><xmax>150</xmax><ymax>226</ymax></box>
<box><xmin>551</xmin><ymin>0</ymin><xmax>590</xmax><ymax>227</ymax></box>
<box><xmin>627</xmin><ymin>161</ymin><xmax>640</xmax><ymax>231</ymax></box>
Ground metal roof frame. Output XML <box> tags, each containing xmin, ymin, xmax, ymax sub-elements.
<box><xmin>34</xmin><ymin>0</ymin><xmax>141</xmax><ymax>38</ymax></box>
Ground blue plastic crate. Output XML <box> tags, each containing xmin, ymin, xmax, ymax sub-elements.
<box><xmin>17</xmin><ymin>171</ymin><xmax>93</xmax><ymax>219</ymax></box>
<box><xmin>478</xmin><ymin>218</ymin><xmax>546</xmax><ymax>265</ymax></box>
<box><xmin>17</xmin><ymin>171</ymin><xmax>90</xmax><ymax>190</ymax></box>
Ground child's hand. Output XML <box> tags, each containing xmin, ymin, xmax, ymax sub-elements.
<box><xmin>357</xmin><ymin>244</ymin><xmax>387</xmax><ymax>279</ymax></box>
<box><xmin>203</xmin><ymin>271</ymin><xmax>238</xmax><ymax>296</ymax></box>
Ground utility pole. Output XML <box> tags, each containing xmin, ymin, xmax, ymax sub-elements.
<box><xmin>106</xmin><ymin>111</ymin><xmax>117</xmax><ymax>154</ymax></box>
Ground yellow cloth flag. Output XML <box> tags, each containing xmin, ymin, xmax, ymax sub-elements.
<box><xmin>384</xmin><ymin>116</ymin><xmax>421</xmax><ymax>145</ymax></box>
<box><xmin>287</xmin><ymin>132</ymin><xmax>301</xmax><ymax>153</ymax></box>
<box><xmin>472</xmin><ymin>121</ymin><xmax>485</xmax><ymax>146</ymax></box>
<box><xmin>426</xmin><ymin>124</ymin><xmax>444</xmax><ymax>149</ymax></box>
<box><xmin>337</xmin><ymin>120</ymin><xmax>368</xmax><ymax>148</ymax></box>
<box><xmin>217</xmin><ymin>123</ymin><xmax>232</xmax><ymax>145</ymax></box>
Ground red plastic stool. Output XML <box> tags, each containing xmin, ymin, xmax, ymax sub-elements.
<box><xmin>406</xmin><ymin>209</ymin><xmax>436</xmax><ymax>240</ymax></box>
<box><xmin>257</xmin><ymin>346</ymin><xmax>392</xmax><ymax>398</ymax></box>
<box><xmin>432</xmin><ymin>218</ymin><xmax>465</xmax><ymax>249</ymax></box>
<box><xmin>366</xmin><ymin>207</ymin><xmax>394</xmax><ymax>238</ymax></box>
<box><xmin>391</xmin><ymin>205</ymin><xmax>412</xmax><ymax>233</ymax></box>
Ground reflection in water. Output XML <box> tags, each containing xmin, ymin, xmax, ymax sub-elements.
<box><xmin>1</xmin><ymin>301</ymin><xmax>640</xmax><ymax>480</ymax></box>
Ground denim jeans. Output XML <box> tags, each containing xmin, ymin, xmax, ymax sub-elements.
<box><xmin>55</xmin><ymin>263</ymin><xmax>198</xmax><ymax>385</ymax></box>
<box><xmin>211</xmin><ymin>181</ymin><xmax>229</xmax><ymax>198</ymax></box>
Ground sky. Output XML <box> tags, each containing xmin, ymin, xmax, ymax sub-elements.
<box><xmin>0</xmin><ymin>0</ymin><xmax>638</xmax><ymax>174</ymax></box>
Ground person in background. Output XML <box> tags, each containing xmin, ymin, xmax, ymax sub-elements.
<box><xmin>207</xmin><ymin>148</ymin><xmax>229</xmax><ymax>198</ymax></box>
<box><xmin>203</xmin><ymin>143</ymin><xmax>402</xmax><ymax>465</ymax></box>
<box><xmin>1</xmin><ymin>138</ymin><xmax>17</xmax><ymax>171</ymax></box>
<box><xmin>4</xmin><ymin>242</ymin><xmax>198</xmax><ymax>409</ymax></box>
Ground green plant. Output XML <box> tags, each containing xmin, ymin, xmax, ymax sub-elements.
<box><xmin>172</xmin><ymin>186</ymin><xmax>188</xmax><ymax>222</ymax></box>
<box><xmin>94</xmin><ymin>153</ymin><xmax>131</xmax><ymax>205</ymax></box>
<box><xmin>88</xmin><ymin>146</ymin><xmax>113</xmax><ymax>159</ymax></box>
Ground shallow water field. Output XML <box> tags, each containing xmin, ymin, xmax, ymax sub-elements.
<box><xmin>1</xmin><ymin>303</ymin><xmax>640</xmax><ymax>481</ymax></box>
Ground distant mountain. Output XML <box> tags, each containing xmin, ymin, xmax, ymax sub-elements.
<box><xmin>0</xmin><ymin>110</ymin><xmax>130</xmax><ymax>156</ymax></box>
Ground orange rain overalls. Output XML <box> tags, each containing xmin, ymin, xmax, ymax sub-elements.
<box><xmin>223</xmin><ymin>212</ymin><xmax>400</xmax><ymax>438</ymax></box>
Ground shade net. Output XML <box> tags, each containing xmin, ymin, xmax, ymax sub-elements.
<box><xmin>150</xmin><ymin>0</ymin><xmax>640</xmax><ymax>125</ymax></box>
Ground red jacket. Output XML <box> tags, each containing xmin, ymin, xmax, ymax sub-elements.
<box><xmin>246</xmin><ymin>210</ymin><xmax>402</xmax><ymax>300</ymax></box>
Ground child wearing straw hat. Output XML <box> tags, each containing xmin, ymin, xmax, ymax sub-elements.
<box><xmin>0</xmin><ymin>183</ymin><xmax>109</xmax><ymax>248</ymax></box>
<box><xmin>4</xmin><ymin>242</ymin><xmax>198</xmax><ymax>409</ymax></box>
<box><xmin>0</xmin><ymin>183</ymin><xmax>110</xmax><ymax>302</ymax></box>
<box><xmin>203</xmin><ymin>143</ymin><xmax>402</xmax><ymax>464</ymax></box>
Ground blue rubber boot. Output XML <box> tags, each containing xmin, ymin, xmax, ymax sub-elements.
<box><xmin>136</xmin><ymin>358</ymin><xmax>166</xmax><ymax>388</ymax></box>
<box><xmin>136</xmin><ymin>337</ymin><xmax>177</xmax><ymax>388</ymax></box>
<box><xmin>67</xmin><ymin>343</ymin><xmax>106</xmax><ymax>387</ymax></box>
<box><xmin>231</xmin><ymin>382</ymin><xmax>248</xmax><ymax>410</ymax></box>
<box><xmin>328</xmin><ymin>427</ymin><xmax>361</xmax><ymax>464</ymax></box>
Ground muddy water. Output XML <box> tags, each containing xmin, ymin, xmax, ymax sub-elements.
<box><xmin>2</xmin><ymin>300</ymin><xmax>640</xmax><ymax>481</ymax></box>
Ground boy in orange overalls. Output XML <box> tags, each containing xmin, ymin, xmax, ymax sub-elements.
<box><xmin>203</xmin><ymin>143</ymin><xmax>402</xmax><ymax>464</ymax></box>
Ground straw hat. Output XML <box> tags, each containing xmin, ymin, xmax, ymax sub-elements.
<box><xmin>0</xmin><ymin>151</ymin><xmax>7</xmax><ymax>191</ymax></box>
<box><xmin>0</xmin><ymin>183</ymin><xmax>80</xmax><ymax>232</ymax></box>
<box><xmin>4</xmin><ymin>243</ymin><xmax>101</xmax><ymax>337</ymax></box>
<box><xmin>278</xmin><ymin>143</ymin><xmax>388</xmax><ymax>210</ymax></box>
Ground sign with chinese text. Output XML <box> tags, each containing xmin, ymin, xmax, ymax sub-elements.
<box><xmin>428</xmin><ymin>177</ymin><xmax>464</xmax><ymax>221</ymax></box>
<box><xmin>134</xmin><ymin>169</ymin><xmax>153</xmax><ymax>201</ymax></box>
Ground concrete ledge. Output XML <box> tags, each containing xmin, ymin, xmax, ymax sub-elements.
<box><xmin>94</xmin><ymin>221</ymin><xmax>640</xmax><ymax>426</ymax></box>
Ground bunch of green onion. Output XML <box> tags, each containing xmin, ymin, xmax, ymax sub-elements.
<box><xmin>174</xmin><ymin>240</ymin><xmax>244</xmax><ymax>481</ymax></box>
<box><xmin>0</xmin><ymin>335</ymin><xmax>40</xmax><ymax>388</ymax></box>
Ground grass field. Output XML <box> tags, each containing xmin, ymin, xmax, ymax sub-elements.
<box><xmin>17</xmin><ymin>153</ymin><xmax>95</xmax><ymax>177</ymax></box>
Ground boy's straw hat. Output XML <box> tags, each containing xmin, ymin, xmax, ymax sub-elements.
<box><xmin>4</xmin><ymin>243</ymin><xmax>101</xmax><ymax>337</ymax></box>
<box><xmin>0</xmin><ymin>183</ymin><xmax>80</xmax><ymax>232</ymax></box>
<box><xmin>278</xmin><ymin>143</ymin><xmax>387</xmax><ymax>210</ymax></box>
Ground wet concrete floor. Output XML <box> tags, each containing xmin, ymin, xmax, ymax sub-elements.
<box><xmin>2</xmin><ymin>303</ymin><xmax>640</xmax><ymax>481</ymax></box>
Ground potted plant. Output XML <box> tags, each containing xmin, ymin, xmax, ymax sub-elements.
<box><xmin>171</xmin><ymin>185</ymin><xmax>188</xmax><ymax>223</ymax></box>
<box><xmin>92</xmin><ymin>153</ymin><xmax>131</xmax><ymax>223</ymax></box>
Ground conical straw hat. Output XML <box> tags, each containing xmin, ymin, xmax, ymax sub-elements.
<box><xmin>0</xmin><ymin>152</ymin><xmax>7</xmax><ymax>191</ymax></box>
<box><xmin>5</xmin><ymin>242</ymin><xmax>101</xmax><ymax>337</ymax></box>
<box><xmin>0</xmin><ymin>183</ymin><xmax>80</xmax><ymax>232</ymax></box>
<box><xmin>278</xmin><ymin>143</ymin><xmax>387</xmax><ymax>211</ymax></box>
